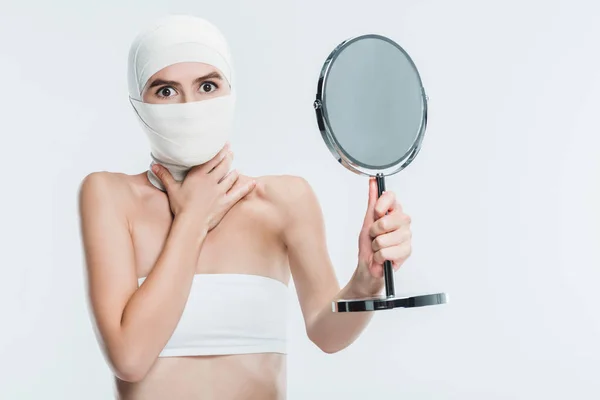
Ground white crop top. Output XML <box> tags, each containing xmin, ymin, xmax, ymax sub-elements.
<box><xmin>137</xmin><ymin>273</ymin><xmax>289</xmax><ymax>357</ymax></box>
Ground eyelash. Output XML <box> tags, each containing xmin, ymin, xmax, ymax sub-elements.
<box><xmin>155</xmin><ymin>81</ymin><xmax>219</xmax><ymax>98</ymax></box>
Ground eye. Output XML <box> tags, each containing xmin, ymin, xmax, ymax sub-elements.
<box><xmin>156</xmin><ymin>86</ymin><xmax>177</xmax><ymax>98</ymax></box>
<box><xmin>200</xmin><ymin>81</ymin><xmax>218</xmax><ymax>93</ymax></box>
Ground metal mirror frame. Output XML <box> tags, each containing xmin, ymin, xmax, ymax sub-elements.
<box><xmin>313</xmin><ymin>34</ymin><xmax>429</xmax><ymax>177</ymax></box>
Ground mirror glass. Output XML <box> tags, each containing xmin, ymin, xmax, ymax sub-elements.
<box><xmin>318</xmin><ymin>35</ymin><xmax>427</xmax><ymax>174</ymax></box>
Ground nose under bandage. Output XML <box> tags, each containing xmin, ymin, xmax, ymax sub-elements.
<box><xmin>127</xmin><ymin>15</ymin><xmax>236</xmax><ymax>191</ymax></box>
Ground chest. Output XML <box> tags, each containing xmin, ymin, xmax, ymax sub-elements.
<box><xmin>130</xmin><ymin>189</ymin><xmax>289</xmax><ymax>281</ymax></box>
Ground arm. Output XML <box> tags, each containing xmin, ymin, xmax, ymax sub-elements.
<box><xmin>281</xmin><ymin>177</ymin><xmax>411</xmax><ymax>354</ymax></box>
<box><xmin>280</xmin><ymin>177</ymin><xmax>375</xmax><ymax>354</ymax></box>
<box><xmin>79</xmin><ymin>172</ymin><xmax>207</xmax><ymax>382</ymax></box>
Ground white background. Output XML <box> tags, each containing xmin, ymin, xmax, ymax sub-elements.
<box><xmin>1</xmin><ymin>0</ymin><xmax>599</xmax><ymax>399</ymax></box>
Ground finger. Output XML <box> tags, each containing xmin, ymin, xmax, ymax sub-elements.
<box><xmin>362</xmin><ymin>178</ymin><xmax>379</xmax><ymax>228</ymax></box>
<box><xmin>225</xmin><ymin>179</ymin><xmax>257</xmax><ymax>206</ymax></box>
<box><xmin>210</xmin><ymin>151</ymin><xmax>234</xmax><ymax>180</ymax></box>
<box><xmin>219</xmin><ymin>169</ymin><xmax>240</xmax><ymax>191</ymax></box>
<box><xmin>374</xmin><ymin>192</ymin><xmax>398</xmax><ymax>219</ymax></box>
<box><xmin>372</xmin><ymin>242</ymin><xmax>412</xmax><ymax>266</ymax></box>
<box><xmin>371</xmin><ymin>226</ymin><xmax>412</xmax><ymax>252</ymax></box>
<box><xmin>151</xmin><ymin>164</ymin><xmax>176</xmax><ymax>192</ymax></box>
<box><xmin>369</xmin><ymin>212</ymin><xmax>410</xmax><ymax>238</ymax></box>
<box><xmin>368</xmin><ymin>178</ymin><xmax>378</xmax><ymax>209</ymax></box>
<box><xmin>201</xmin><ymin>143</ymin><xmax>231</xmax><ymax>173</ymax></box>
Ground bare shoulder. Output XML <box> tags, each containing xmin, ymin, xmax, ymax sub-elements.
<box><xmin>79</xmin><ymin>171</ymin><xmax>126</xmax><ymax>193</ymax></box>
<box><xmin>255</xmin><ymin>174</ymin><xmax>314</xmax><ymax>200</ymax></box>
<box><xmin>253</xmin><ymin>174</ymin><xmax>320</xmax><ymax>217</ymax></box>
<box><xmin>78</xmin><ymin>171</ymin><xmax>137</xmax><ymax>216</ymax></box>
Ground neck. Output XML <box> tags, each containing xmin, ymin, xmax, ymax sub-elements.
<box><xmin>146</xmin><ymin>154</ymin><xmax>190</xmax><ymax>192</ymax></box>
<box><xmin>147</xmin><ymin>152</ymin><xmax>238</xmax><ymax>192</ymax></box>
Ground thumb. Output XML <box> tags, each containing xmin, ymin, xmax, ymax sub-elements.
<box><xmin>151</xmin><ymin>164</ymin><xmax>175</xmax><ymax>191</ymax></box>
<box><xmin>362</xmin><ymin>178</ymin><xmax>378</xmax><ymax>227</ymax></box>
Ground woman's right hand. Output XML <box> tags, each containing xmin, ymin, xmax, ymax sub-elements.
<box><xmin>151</xmin><ymin>144</ymin><xmax>256</xmax><ymax>231</ymax></box>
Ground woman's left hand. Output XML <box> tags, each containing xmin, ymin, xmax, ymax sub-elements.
<box><xmin>352</xmin><ymin>178</ymin><xmax>413</xmax><ymax>297</ymax></box>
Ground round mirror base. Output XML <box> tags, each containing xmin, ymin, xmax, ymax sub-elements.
<box><xmin>332</xmin><ymin>292</ymin><xmax>448</xmax><ymax>313</ymax></box>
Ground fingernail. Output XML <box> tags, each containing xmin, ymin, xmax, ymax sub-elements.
<box><xmin>151</xmin><ymin>165</ymin><xmax>159</xmax><ymax>173</ymax></box>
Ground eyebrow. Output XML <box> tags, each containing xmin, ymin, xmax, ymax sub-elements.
<box><xmin>147</xmin><ymin>72</ymin><xmax>225</xmax><ymax>90</ymax></box>
<box><xmin>193</xmin><ymin>72</ymin><xmax>224</xmax><ymax>84</ymax></box>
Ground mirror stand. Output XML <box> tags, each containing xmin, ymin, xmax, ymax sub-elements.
<box><xmin>316</xmin><ymin>33</ymin><xmax>448</xmax><ymax>313</ymax></box>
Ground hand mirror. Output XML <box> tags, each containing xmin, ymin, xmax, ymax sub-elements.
<box><xmin>314</xmin><ymin>34</ymin><xmax>448</xmax><ymax>312</ymax></box>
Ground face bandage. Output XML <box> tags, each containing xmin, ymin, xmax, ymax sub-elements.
<box><xmin>127</xmin><ymin>15</ymin><xmax>235</xmax><ymax>190</ymax></box>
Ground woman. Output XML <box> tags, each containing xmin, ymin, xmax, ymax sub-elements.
<box><xmin>79</xmin><ymin>15</ymin><xmax>413</xmax><ymax>400</ymax></box>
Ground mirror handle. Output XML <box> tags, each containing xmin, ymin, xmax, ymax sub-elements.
<box><xmin>375</xmin><ymin>173</ymin><xmax>396</xmax><ymax>298</ymax></box>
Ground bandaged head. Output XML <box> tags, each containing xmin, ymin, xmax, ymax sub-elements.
<box><xmin>127</xmin><ymin>15</ymin><xmax>235</xmax><ymax>190</ymax></box>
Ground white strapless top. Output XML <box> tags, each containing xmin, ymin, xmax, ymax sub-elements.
<box><xmin>137</xmin><ymin>273</ymin><xmax>289</xmax><ymax>357</ymax></box>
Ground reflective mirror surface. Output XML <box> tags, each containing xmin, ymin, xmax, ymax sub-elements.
<box><xmin>316</xmin><ymin>34</ymin><xmax>427</xmax><ymax>176</ymax></box>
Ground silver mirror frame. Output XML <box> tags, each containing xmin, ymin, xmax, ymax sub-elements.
<box><xmin>313</xmin><ymin>34</ymin><xmax>429</xmax><ymax>177</ymax></box>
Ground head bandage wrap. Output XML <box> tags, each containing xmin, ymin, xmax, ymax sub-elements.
<box><xmin>127</xmin><ymin>15</ymin><xmax>235</xmax><ymax>190</ymax></box>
